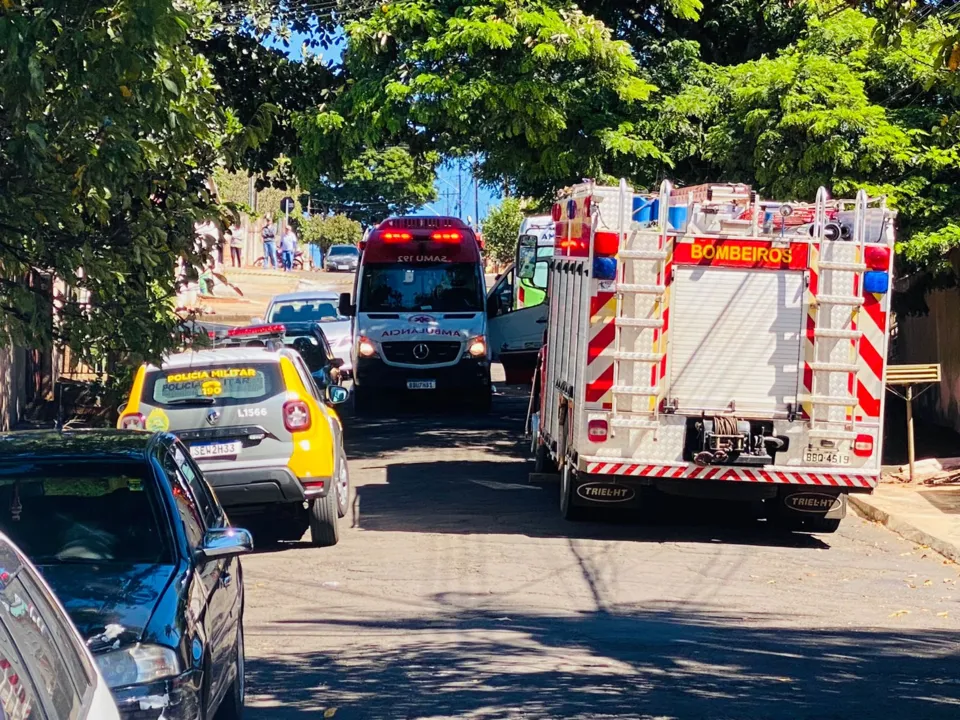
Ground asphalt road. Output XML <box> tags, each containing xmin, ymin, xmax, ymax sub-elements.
<box><xmin>242</xmin><ymin>390</ymin><xmax>960</xmax><ymax>720</ymax></box>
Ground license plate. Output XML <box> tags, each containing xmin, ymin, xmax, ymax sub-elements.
<box><xmin>803</xmin><ymin>450</ymin><xmax>851</xmax><ymax>466</ymax></box>
<box><xmin>190</xmin><ymin>441</ymin><xmax>242</xmax><ymax>459</ymax></box>
<box><xmin>407</xmin><ymin>380</ymin><xmax>436</xmax><ymax>390</ymax></box>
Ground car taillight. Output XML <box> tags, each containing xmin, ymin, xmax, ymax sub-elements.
<box><xmin>587</xmin><ymin>419</ymin><xmax>609</xmax><ymax>442</ymax></box>
<box><xmin>358</xmin><ymin>336</ymin><xmax>377</xmax><ymax>357</ymax></box>
<box><xmin>283</xmin><ymin>400</ymin><xmax>311</xmax><ymax>432</ymax></box>
<box><xmin>382</xmin><ymin>231</ymin><xmax>412</xmax><ymax>242</ymax></box>
<box><xmin>431</xmin><ymin>230</ymin><xmax>462</xmax><ymax>242</ymax></box>
<box><xmin>119</xmin><ymin>413</ymin><xmax>146</xmax><ymax>431</ymax></box>
<box><xmin>853</xmin><ymin>434</ymin><xmax>874</xmax><ymax>457</ymax></box>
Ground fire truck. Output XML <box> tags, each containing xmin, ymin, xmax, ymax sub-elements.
<box><xmin>534</xmin><ymin>179</ymin><xmax>895</xmax><ymax>532</ymax></box>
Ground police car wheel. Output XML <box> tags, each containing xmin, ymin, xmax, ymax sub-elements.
<box><xmin>335</xmin><ymin>450</ymin><xmax>350</xmax><ymax>519</ymax></box>
<box><xmin>560</xmin><ymin>461</ymin><xmax>585</xmax><ymax>521</ymax></box>
<box><xmin>309</xmin><ymin>493</ymin><xmax>340</xmax><ymax>547</ymax></box>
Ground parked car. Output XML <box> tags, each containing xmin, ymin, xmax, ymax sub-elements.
<box><xmin>0</xmin><ymin>531</ymin><xmax>122</xmax><ymax>719</ymax></box>
<box><xmin>325</xmin><ymin>244</ymin><xmax>360</xmax><ymax>272</ymax></box>
<box><xmin>0</xmin><ymin>430</ymin><xmax>251</xmax><ymax>720</ymax></box>
<box><xmin>259</xmin><ymin>290</ymin><xmax>352</xmax><ymax>376</ymax></box>
<box><xmin>118</xmin><ymin>336</ymin><xmax>351</xmax><ymax>547</ymax></box>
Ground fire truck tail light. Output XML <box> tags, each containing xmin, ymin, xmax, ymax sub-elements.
<box><xmin>430</xmin><ymin>231</ymin><xmax>462</xmax><ymax>242</ymax></box>
<box><xmin>587</xmin><ymin>419</ymin><xmax>609</xmax><ymax>442</ymax></box>
<box><xmin>382</xmin><ymin>231</ymin><xmax>412</xmax><ymax>242</ymax></box>
<box><xmin>853</xmin><ymin>434</ymin><xmax>874</xmax><ymax>457</ymax></box>
<box><xmin>119</xmin><ymin>413</ymin><xmax>146</xmax><ymax>431</ymax></box>
<box><xmin>593</xmin><ymin>231</ymin><xmax>619</xmax><ymax>258</ymax></box>
<box><xmin>283</xmin><ymin>400</ymin><xmax>312</xmax><ymax>432</ymax></box>
<box><xmin>865</xmin><ymin>245</ymin><xmax>891</xmax><ymax>270</ymax></box>
<box><xmin>358</xmin><ymin>336</ymin><xmax>377</xmax><ymax>357</ymax></box>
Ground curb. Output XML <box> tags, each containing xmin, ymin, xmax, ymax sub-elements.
<box><xmin>848</xmin><ymin>494</ymin><xmax>960</xmax><ymax>564</ymax></box>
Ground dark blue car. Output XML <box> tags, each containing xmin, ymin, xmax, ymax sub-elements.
<box><xmin>0</xmin><ymin>430</ymin><xmax>252</xmax><ymax>720</ymax></box>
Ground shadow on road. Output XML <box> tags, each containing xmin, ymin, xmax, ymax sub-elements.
<box><xmin>245</xmin><ymin>602</ymin><xmax>960</xmax><ymax>719</ymax></box>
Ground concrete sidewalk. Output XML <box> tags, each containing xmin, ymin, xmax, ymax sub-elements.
<box><xmin>850</xmin><ymin>484</ymin><xmax>960</xmax><ymax>563</ymax></box>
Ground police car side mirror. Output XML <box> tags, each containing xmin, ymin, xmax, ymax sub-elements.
<box><xmin>326</xmin><ymin>386</ymin><xmax>349</xmax><ymax>405</ymax></box>
<box><xmin>338</xmin><ymin>293</ymin><xmax>354</xmax><ymax>317</ymax></box>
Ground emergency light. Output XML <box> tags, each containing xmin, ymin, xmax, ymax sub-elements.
<box><xmin>227</xmin><ymin>324</ymin><xmax>286</xmax><ymax>337</ymax></box>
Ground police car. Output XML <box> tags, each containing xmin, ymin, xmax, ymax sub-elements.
<box><xmin>118</xmin><ymin>325</ymin><xmax>350</xmax><ymax>547</ymax></box>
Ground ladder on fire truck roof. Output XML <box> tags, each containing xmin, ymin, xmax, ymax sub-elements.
<box><xmin>609</xmin><ymin>179</ymin><xmax>672</xmax><ymax>430</ymax></box>
<box><xmin>806</xmin><ymin>189</ymin><xmax>874</xmax><ymax>439</ymax></box>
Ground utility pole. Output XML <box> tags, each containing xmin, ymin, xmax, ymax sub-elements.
<box><xmin>457</xmin><ymin>162</ymin><xmax>462</xmax><ymax>220</ymax></box>
<box><xmin>473</xmin><ymin>159</ymin><xmax>479</xmax><ymax>229</ymax></box>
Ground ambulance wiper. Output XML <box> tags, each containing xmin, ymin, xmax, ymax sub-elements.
<box><xmin>166</xmin><ymin>397</ymin><xmax>216</xmax><ymax>406</ymax></box>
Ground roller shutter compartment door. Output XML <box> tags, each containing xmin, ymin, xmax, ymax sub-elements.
<box><xmin>668</xmin><ymin>267</ymin><xmax>803</xmax><ymax>415</ymax></box>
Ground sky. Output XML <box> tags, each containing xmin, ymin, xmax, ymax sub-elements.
<box><xmin>263</xmin><ymin>29</ymin><xmax>502</xmax><ymax>225</ymax></box>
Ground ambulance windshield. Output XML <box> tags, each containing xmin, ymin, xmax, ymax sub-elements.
<box><xmin>360</xmin><ymin>263</ymin><xmax>483</xmax><ymax>313</ymax></box>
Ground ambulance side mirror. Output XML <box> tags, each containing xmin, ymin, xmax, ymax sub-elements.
<box><xmin>338</xmin><ymin>292</ymin><xmax>355</xmax><ymax>317</ymax></box>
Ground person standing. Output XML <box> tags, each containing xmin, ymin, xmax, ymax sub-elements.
<box><xmin>227</xmin><ymin>223</ymin><xmax>243</xmax><ymax>267</ymax></box>
<box><xmin>261</xmin><ymin>214</ymin><xmax>277</xmax><ymax>269</ymax></box>
<box><xmin>280</xmin><ymin>224</ymin><xmax>297</xmax><ymax>271</ymax></box>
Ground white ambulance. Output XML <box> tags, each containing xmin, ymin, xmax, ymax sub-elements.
<box><xmin>340</xmin><ymin>216</ymin><xmax>492</xmax><ymax>411</ymax></box>
<box><xmin>535</xmin><ymin>179</ymin><xmax>895</xmax><ymax>532</ymax></box>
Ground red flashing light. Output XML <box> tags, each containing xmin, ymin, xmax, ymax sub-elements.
<box><xmin>587</xmin><ymin>419</ymin><xmax>609</xmax><ymax>442</ymax></box>
<box><xmin>864</xmin><ymin>245</ymin><xmax>890</xmax><ymax>271</ymax></box>
<box><xmin>431</xmin><ymin>230</ymin><xmax>462</xmax><ymax>242</ymax></box>
<box><xmin>594</xmin><ymin>231</ymin><xmax>619</xmax><ymax>258</ymax></box>
<box><xmin>853</xmin><ymin>434</ymin><xmax>874</xmax><ymax>457</ymax></box>
<box><xmin>382</xmin><ymin>231</ymin><xmax>413</xmax><ymax>242</ymax></box>
<box><xmin>227</xmin><ymin>324</ymin><xmax>285</xmax><ymax>337</ymax></box>
<box><xmin>559</xmin><ymin>237</ymin><xmax>588</xmax><ymax>257</ymax></box>
<box><xmin>551</xmin><ymin>203</ymin><xmax>562</xmax><ymax>222</ymax></box>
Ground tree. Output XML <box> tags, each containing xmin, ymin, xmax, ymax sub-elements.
<box><xmin>0</xmin><ymin>0</ymin><xmax>237</xmax><ymax>369</ymax></box>
<box><xmin>482</xmin><ymin>197</ymin><xmax>527</xmax><ymax>264</ymax></box>
<box><xmin>296</xmin><ymin>214</ymin><xmax>363</xmax><ymax>252</ymax></box>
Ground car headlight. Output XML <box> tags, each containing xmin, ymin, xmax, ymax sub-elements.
<box><xmin>96</xmin><ymin>644</ymin><xmax>181</xmax><ymax>688</ymax></box>
<box><xmin>467</xmin><ymin>336</ymin><xmax>487</xmax><ymax>357</ymax></box>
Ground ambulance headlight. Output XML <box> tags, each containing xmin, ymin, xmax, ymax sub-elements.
<box><xmin>358</xmin><ymin>336</ymin><xmax>377</xmax><ymax>357</ymax></box>
<box><xmin>467</xmin><ymin>337</ymin><xmax>487</xmax><ymax>357</ymax></box>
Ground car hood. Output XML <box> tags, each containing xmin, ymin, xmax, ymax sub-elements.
<box><xmin>38</xmin><ymin>563</ymin><xmax>177</xmax><ymax>647</ymax></box>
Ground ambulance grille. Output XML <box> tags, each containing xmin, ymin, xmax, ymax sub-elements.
<box><xmin>381</xmin><ymin>341</ymin><xmax>461</xmax><ymax>364</ymax></box>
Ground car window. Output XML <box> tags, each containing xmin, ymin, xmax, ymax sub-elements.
<box><xmin>284</xmin><ymin>335</ymin><xmax>329</xmax><ymax>374</ymax></box>
<box><xmin>0</xmin><ymin>571</ymin><xmax>82</xmax><ymax>718</ymax></box>
<box><xmin>0</xmin><ymin>462</ymin><xmax>174</xmax><ymax>566</ymax></box>
<box><xmin>0</xmin><ymin>614</ymin><xmax>48</xmax><ymax>720</ymax></box>
<box><xmin>329</xmin><ymin>246</ymin><xmax>358</xmax><ymax>256</ymax></box>
<box><xmin>170</xmin><ymin>445</ymin><xmax>220</xmax><ymax>529</ymax></box>
<box><xmin>145</xmin><ymin>362</ymin><xmax>283</xmax><ymax>408</ymax></box>
<box><xmin>160</xmin><ymin>455</ymin><xmax>205</xmax><ymax>548</ymax></box>
<box><xmin>268</xmin><ymin>300</ymin><xmax>339</xmax><ymax>323</ymax></box>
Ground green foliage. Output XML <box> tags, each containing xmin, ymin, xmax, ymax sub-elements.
<box><xmin>293</xmin><ymin>0</ymin><xmax>664</xmax><ymax>202</ymax></box>
<box><xmin>302</xmin><ymin>147</ymin><xmax>439</xmax><ymax>227</ymax></box>
<box><xmin>0</xmin><ymin>0</ymin><xmax>237</xmax><ymax>365</ymax></box>
<box><xmin>482</xmin><ymin>197</ymin><xmax>527</xmax><ymax>263</ymax></box>
<box><xmin>297</xmin><ymin>214</ymin><xmax>363</xmax><ymax>251</ymax></box>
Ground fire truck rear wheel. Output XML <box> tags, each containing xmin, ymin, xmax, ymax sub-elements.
<box><xmin>560</xmin><ymin>461</ymin><xmax>586</xmax><ymax>521</ymax></box>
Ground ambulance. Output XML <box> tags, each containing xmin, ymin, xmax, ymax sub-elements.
<box><xmin>339</xmin><ymin>216</ymin><xmax>493</xmax><ymax>411</ymax></box>
<box><xmin>534</xmin><ymin>179</ymin><xmax>895</xmax><ymax>532</ymax></box>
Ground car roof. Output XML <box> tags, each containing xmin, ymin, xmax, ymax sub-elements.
<box><xmin>151</xmin><ymin>346</ymin><xmax>291</xmax><ymax>370</ymax></box>
<box><xmin>268</xmin><ymin>290</ymin><xmax>339</xmax><ymax>303</ymax></box>
<box><xmin>0</xmin><ymin>430</ymin><xmax>159</xmax><ymax>462</ymax></box>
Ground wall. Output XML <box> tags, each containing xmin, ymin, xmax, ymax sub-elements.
<box><xmin>0</xmin><ymin>345</ymin><xmax>26</xmax><ymax>431</ymax></box>
<box><xmin>895</xmin><ymin>287</ymin><xmax>960</xmax><ymax>434</ymax></box>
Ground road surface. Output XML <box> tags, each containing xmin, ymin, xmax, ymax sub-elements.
<box><xmin>242</xmin><ymin>389</ymin><xmax>960</xmax><ymax>719</ymax></box>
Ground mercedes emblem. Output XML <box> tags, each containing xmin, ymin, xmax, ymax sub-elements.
<box><xmin>206</xmin><ymin>408</ymin><xmax>221</xmax><ymax>426</ymax></box>
<box><xmin>412</xmin><ymin>343</ymin><xmax>430</xmax><ymax>360</ymax></box>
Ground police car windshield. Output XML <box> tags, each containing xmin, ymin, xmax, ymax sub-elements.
<box><xmin>360</xmin><ymin>263</ymin><xmax>483</xmax><ymax>312</ymax></box>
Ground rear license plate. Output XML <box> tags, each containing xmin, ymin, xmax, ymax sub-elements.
<box><xmin>407</xmin><ymin>380</ymin><xmax>436</xmax><ymax>390</ymax></box>
<box><xmin>803</xmin><ymin>450</ymin><xmax>851</xmax><ymax>466</ymax></box>
<box><xmin>190</xmin><ymin>441</ymin><xmax>242</xmax><ymax>459</ymax></box>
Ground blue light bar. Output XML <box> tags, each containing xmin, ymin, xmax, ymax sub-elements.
<box><xmin>863</xmin><ymin>271</ymin><xmax>889</xmax><ymax>294</ymax></box>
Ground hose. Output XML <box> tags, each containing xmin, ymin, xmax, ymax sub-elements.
<box><xmin>713</xmin><ymin>415</ymin><xmax>739</xmax><ymax>437</ymax></box>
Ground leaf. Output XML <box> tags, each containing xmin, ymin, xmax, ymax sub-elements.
<box><xmin>324</xmin><ymin>709</ymin><xmax>337</xmax><ymax>718</ymax></box>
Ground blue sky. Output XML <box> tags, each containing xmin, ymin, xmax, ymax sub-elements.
<box><xmin>264</xmin><ymin>29</ymin><xmax>501</xmax><ymax>225</ymax></box>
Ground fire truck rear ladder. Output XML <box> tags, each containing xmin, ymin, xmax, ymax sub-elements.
<box><xmin>807</xmin><ymin>188</ymin><xmax>869</xmax><ymax>440</ymax></box>
<box><xmin>609</xmin><ymin>179</ymin><xmax>672</xmax><ymax>431</ymax></box>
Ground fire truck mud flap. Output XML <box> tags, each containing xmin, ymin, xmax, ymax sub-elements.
<box><xmin>571</xmin><ymin>477</ymin><xmax>644</xmax><ymax>508</ymax></box>
<box><xmin>777</xmin><ymin>489</ymin><xmax>847</xmax><ymax>520</ymax></box>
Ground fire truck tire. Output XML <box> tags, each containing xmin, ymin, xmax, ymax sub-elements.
<box><xmin>534</xmin><ymin>442</ymin><xmax>556</xmax><ymax>474</ymax></box>
<box><xmin>560</xmin><ymin>461</ymin><xmax>586</xmax><ymax>521</ymax></box>
<box><xmin>805</xmin><ymin>517</ymin><xmax>841</xmax><ymax>534</ymax></box>
<box><xmin>772</xmin><ymin>511</ymin><xmax>841</xmax><ymax>534</ymax></box>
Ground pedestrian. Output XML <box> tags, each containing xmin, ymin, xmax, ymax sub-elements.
<box><xmin>280</xmin><ymin>224</ymin><xmax>297</xmax><ymax>271</ymax></box>
<box><xmin>228</xmin><ymin>223</ymin><xmax>243</xmax><ymax>267</ymax></box>
<box><xmin>261</xmin><ymin>214</ymin><xmax>277</xmax><ymax>269</ymax></box>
